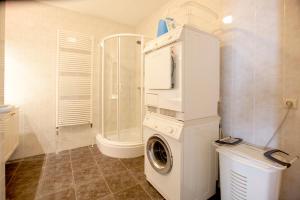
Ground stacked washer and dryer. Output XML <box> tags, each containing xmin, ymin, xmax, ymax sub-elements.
<box><xmin>143</xmin><ymin>25</ymin><xmax>220</xmax><ymax>200</ymax></box>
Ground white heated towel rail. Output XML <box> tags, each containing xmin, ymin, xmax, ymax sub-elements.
<box><xmin>56</xmin><ymin>30</ymin><xmax>94</xmax><ymax>129</ymax></box>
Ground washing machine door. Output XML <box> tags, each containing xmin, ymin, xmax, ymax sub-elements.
<box><xmin>147</xmin><ymin>134</ymin><xmax>173</xmax><ymax>174</ymax></box>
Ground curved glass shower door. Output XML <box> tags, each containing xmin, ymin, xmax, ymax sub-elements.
<box><xmin>119</xmin><ymin>36</ymin><xmax>142</xmax><ymax>142</ymax></box>
<box><xmin>102</xmin><ymin>37</ymin><xmax>118</xmax><ymax>140</ymax></box>
<box><xmin>102</xmin><ymin>35</ymin><xmax>143</xmax><ymax>144</ymax></box>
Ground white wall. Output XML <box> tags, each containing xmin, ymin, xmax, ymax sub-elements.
<box><xmin>280</xmin><ymin>0</ymin><xmax>300</xmax><ymax>199</ymax></box>
<box><xmin>220</xmin><ymin>0</ymin><xmax>283</xmax><ymax>148</ymax></box>
<box><xmin>5</xmin><ymin>1</ymin><xmax>134</xmax><ymax>159</ymax></box>
<box><xmin>0</xmin><ymin>1</ymin><xmax>4</xmax><ymax>106</ymax></box>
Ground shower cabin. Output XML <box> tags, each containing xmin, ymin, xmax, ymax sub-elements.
<box><xmin>96</xmin><ymin>34</ymin><xmax>146</xmax><ymax>158</ymax></box>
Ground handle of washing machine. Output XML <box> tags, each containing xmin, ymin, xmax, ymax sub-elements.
<box><xmin>264</xmin><ymin>149</ymin><xmax>299</xmax><ymax>168</ymax></box>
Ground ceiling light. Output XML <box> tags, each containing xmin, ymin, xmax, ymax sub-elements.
<box><xmin>222</xmin><ymin>16</ymin><xmax>233</xmax><ymax>24</ymax></box>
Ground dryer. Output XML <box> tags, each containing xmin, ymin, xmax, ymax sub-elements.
<box><xmin>143</xmin><ymin>113</ymin><xmax>219</xmax><ymax>200</ymax></box>
<box><xmin>144</xmin><ymin>25</ymin><xmax>220</xmax><ymax>121</ymax></box>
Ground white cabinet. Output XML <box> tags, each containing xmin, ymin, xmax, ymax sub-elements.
<box><xmin>0</xmin><ymin>108</ymin><xmax>19</xmax><ymax>162</ymax></box>
<box><xmin>216</xmin><ymin>144</ymin><xmax>285</xmax><ymax>200</ymax></box>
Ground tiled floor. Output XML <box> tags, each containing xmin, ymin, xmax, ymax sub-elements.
<box><xmin>5</xmin><ymin>146</ymin><xmax>164</xmax><ymax>200</ymax></box>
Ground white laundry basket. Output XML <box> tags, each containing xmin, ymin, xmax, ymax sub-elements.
<box><xmin>216</xmin><ymin>144</ymin><xmax>286</xmax><ymax>200</ymax></box>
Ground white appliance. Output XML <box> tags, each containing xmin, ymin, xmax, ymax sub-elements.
<box><xmin>144</xmin><ymin>113</ymin><xmax>219</xmax><ymax>200</ymax></box>
<box><xmin>144</xmin><ymin>25</ymin><xmax>219</xmax><ymax>121</ymax></box>
<box><xmin>216</xmin><ymin>144</ymin><xmax>286</xmax><ymax>200</ymax></box>
<box><xmin>143</xmin><ymin>25</ymin><xmax>220</xmax><ymax>200</ymax></box>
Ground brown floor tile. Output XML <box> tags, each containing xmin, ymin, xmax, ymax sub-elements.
<box><xmin>36</xmin><ymin>188</ymin><xmax>76</xmax><ymax>200</ymax></box>
<box><xmin>15</xmin><ymin>167</ymin><xmax>44</xmax><ymax>183</ymax></box>
<box><xmin>89</xmin><ymin>145</ymin><xmax>102</xmax><ymax>155</ymax></box>
<box><xmin>129</xmin><ymin>165</ymin><xmax>145</xmax><ymax>183</ymax></box>
<box><xmin>42</xmin><ymin>162</ymin><xmax>72</xmax><ymax>178</ymax></box>
<box><xmin>71</xmin><ymin>157</ymin><xmax>97</xmax><ymax>172</ymax></box>
<box><xmin>46</xmin><ymin>151</ymin><xmax>70</xmax><ymax>166</ymax></box>
<box><xmin>114</xmin><ymin>185</ymin><xmax>151</xmax><ymax>200</ymax></box>
<box><xmin>6</xmin><ymin>158</ymin><xmax>24</xmax><ymax>164</ymax></box>
<box><xmin>73</xmin><ymin>166</ymin><xmax>103</xmax><ymax>186</ymax></box>
<box><xmin>7</xmin><ymin>191</ymin><xmax>37</xmax><ymax>200</ymax></box>
<box><xmin>9</xmin><ymin>175</ymin><xmax>41</xmax><ymax>190</ymax></box>
<box><xmin>6</xmin><ymin>181</ymin><xmax>39</xmax><ymax>200</ymax></box>
<box><xmin>24</xmin><ymin>154</ymin><xmax>46</xmax><ymax>161</ymax></box>
<box><xmin>38</xmin><ymin>173</ymin><xmax>73</xmax><ymax>196</ymax></box>
<box><xmin>94</xmin><ymin>154</ymin><xmax>118</xmax><ymax>165</ymax></box>
<box><xmin>71</xmin><ymin>150</ymin><xmax>93</xmax><ymax>162</ymax></box>
<box><xmin>140</xmin><ymin>180</ymin><xmax>164</xmax><ymax>200</ymax></box>
<box><xmin>105</xmin><ymin>171</ymin><xmax>137</xmax><ymax>193</ymax></box>
<box><xmin>71</xmin><ymin>146</ymin><xmax>91</xmax><ymax>154</ymax></box>
<box><xmin>18</xmin><ymin>155</ymin><xmax>46</xmax><ymax>172</ymax></box>
<box><xmin>120</xmin><ymin>156</ymin><xmax>144</xmax><ymax>170</ymax></box>
<box><xmin>70</xmin><ymin>146</ymin><xmax>92</xmax><ymax>160</ymax></box>
<box><xmin>6</xmin><ymin>175</ymin><xmax>12</xmax><ymax>186</ymax></box>
<box><xmin>99</xmin><ymin>160</ymin><xmax>127</xmax><ymax>176</ymax></box>
<box><xmin>47</xmin><ymin>150</ymin><xmax>70</xmax><ymax>157</ymax></box>
<box><xmin>5</xmin><ymin>162</ymin><xmax>20</xmax><ymax>177</ymax></box>
<box><xmin>9</xmin><ymin>167</ymin><xmax>43</xmax><ymax>187</ymax></box>
<box><xmin>101</xmin><ymin>194</ymin><xmax>115</xmax><ymax>200</ymax></box>
<box><xmin>17</xmin><ymin>162</ymin><xmax>44</xmax><ymax>173</ymax></box>
<box><xmin>5</xmin><ymin>146</ymin><xmax>164</xmax><ymax>200</ymax></box>
<box><xmin>75</xmin><ymin>179</ymin><xmax>111</xmax><ymax>200</ymax></box>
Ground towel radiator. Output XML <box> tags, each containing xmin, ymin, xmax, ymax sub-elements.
<box><xmin>56</xmin><ymin>30</ymin><xmax>94</xmax><ymax>132</ymax></box>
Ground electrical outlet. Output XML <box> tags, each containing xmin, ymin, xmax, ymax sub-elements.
<box><xmin>284</xmin><ymin>98</ymin><xmax>298</xmax><ymax>109</ymax></box>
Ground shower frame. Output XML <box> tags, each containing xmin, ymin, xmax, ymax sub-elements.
<box><xmin>98</xmin><ymin>33</ymin><xmax>146</xmax><ymax>158</ymax></box>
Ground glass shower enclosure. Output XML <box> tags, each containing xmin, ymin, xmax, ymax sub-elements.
<box><xmin>97</xmin><ymin>34</ymin><xmax>145</xmax><ymax>158</ymax></box>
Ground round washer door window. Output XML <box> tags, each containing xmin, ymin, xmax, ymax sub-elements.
<box><xmin>147</xmin><ymin>134</ymin><xmax>173</xmax><ymax>174</ymax></box>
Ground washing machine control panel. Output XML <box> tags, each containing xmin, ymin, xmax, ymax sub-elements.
<box><xmin>143</xmin><ymin>114</ymin><xmax>183</xmax><ymax>140</ymax></box>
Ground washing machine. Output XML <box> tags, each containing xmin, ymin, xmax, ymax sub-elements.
<box><xmin>143</xmin><ymin>113</ymin><xmax>219</xmax><ymax>200</ymax></box>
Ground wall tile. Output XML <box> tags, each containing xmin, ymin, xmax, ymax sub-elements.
<box><xmin>253</xmin><ymin>105</ymin><xmax>282</xmax><ymax>148</ymax></box>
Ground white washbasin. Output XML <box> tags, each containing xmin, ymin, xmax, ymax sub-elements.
<box><xmin>0</xmin><ymin>105</ymin><xmax>14</xmax><ymax>114</ymax></box>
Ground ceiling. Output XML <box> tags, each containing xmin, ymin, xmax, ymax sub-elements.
<box><xmin>40</xmin><ymin>0</ymin><xmax>170</xmax><ymax>26</ymax></box>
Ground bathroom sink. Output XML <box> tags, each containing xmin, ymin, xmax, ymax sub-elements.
<box><xmin>0</xmin><ymin>105</ymin><xmax>14</xmax><ymax>114</ymax></box>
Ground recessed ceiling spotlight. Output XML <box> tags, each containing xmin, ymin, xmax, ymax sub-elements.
<box><xmin>222</xmin><ymin>15</ymin><xmax>233</xmax><ymax>24</ymax></box>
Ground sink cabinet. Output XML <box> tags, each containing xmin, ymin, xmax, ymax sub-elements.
<box><xmin>0</xmin><ymin>108</ymin><xmax>19</xmax><ymax>161</ymax></box>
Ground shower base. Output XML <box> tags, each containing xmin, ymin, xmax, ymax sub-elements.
<box><xmin>96</xmin><ymin>129</ymin><xmax>144</xmax><ymax>158</ymax></box>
